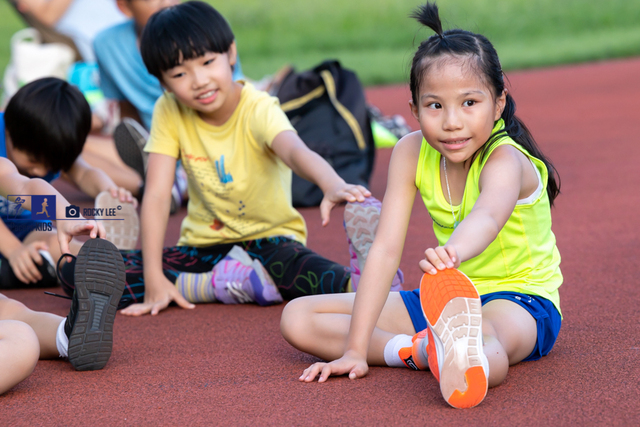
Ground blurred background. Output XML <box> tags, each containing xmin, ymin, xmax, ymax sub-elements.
<box><xmin>1</xmin><ymin>0</ymin><xmax>639</xmax><ymax>87</ymax></box>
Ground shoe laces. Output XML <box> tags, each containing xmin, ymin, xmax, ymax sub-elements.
<box><xmin>43</xmin><ymin>254</ymin><xmax>75</xmax><ymax>300</ymax></box>
<box><xmin>44</xmin><ymin>291</ymin><xmax>71</xmax><ymax>300</ymax></box>
<box><xmin>56</xmin><ymin>253</ymin><xmax>77</xmax><ymax>294</ymax></box>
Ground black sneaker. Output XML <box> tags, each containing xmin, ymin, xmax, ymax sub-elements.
<box><xmin>64</xmin><ymin>238</ymin><xmax>126</xmax><ymax>371</ymax></box>
<box><xmin>0</xmin><ymin>250</ymin><xmax>58</xmax><ymax>289</ymax></box>
<box><xmin>114</xmin><ymin>118</ymin><xmax>148</xmax><ymax>181</ymax></box>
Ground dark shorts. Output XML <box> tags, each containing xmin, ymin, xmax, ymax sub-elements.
<box><xmin>399</xmin><ymin>288</ymin><xmax>561</xmax><ymax>362</ymax></box>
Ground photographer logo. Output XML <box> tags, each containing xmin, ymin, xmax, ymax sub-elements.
<box><xmin>65</xmin><ymin>204</ymin><xmax>80</xmax><ymax>218</ymax></box>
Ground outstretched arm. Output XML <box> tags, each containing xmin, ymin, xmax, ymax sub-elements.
<box><xmin>63</xmin><ymin>155</ymin><xmax>136</xmax><ymax>206</ymax></box>
<box><xmin>301</xmin><ymin>132</ymin><xmax>421</xmax><ymax>382</ymax></box>
<box><xmin>270</xmin><ymin>130</ymin><xmax>370</xmax><ymax>225</ymax></box>
<box><xmin>420</xmin><ymin>144</ymin><xmax>528</xmax><ymax>274</ymax></box>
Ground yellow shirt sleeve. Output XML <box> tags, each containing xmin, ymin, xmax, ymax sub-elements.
<box><xmin>145</xmin><ymin>93</ymin><xmax>181</xmax><ymax>159</ymax></box>
<box><xmin>249</xmin><ymin>94</ymin><xmax>296</xmax><ymax>148</ymax></box>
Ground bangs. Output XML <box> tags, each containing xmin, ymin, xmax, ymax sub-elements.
<box><xmin>141</xmin><ymin>1</ymin><xmax>234</xmax><ymax>79</ymax></box>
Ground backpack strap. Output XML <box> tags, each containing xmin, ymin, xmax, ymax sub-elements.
<box><xmin>319</xmin><ymin>70</ymin><xmax>366</xmax><ymax>151</ymax></box>
<box><xmin>280</xmin><ymin>85</ymin><xmax>325</xmax><ymax>112</ymax></box>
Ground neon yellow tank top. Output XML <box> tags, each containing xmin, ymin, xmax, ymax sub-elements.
<box><xmin>415</xmin><ymin>120</ymin><xmax>562</xmax><ymax>314</ymax></box>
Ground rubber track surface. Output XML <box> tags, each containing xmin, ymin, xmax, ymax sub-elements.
<box><xmin>1</xmin><ymin>59</ymin><xmax>639</xmax><ymax>425</ymax></box>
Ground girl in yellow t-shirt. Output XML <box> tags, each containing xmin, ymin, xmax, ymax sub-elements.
<box><xmin>281</xmin><ymin>2</ymin><xmax>562</xmax><ymax>409</ymax></box>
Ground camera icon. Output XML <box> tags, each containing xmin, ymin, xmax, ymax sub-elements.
<box><xmin>65</xmin><ymin>204</ymin><xmax>80</xmax><ymax>218</ymax></box>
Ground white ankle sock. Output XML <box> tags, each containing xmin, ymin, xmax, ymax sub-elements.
<box><xmin>56</xmin><ymin>319</ymin><xmax>68</xmax><ymax>358</ymax></box>
<box><xmin>383</xmin><ymin>334</ymin><xmax>413</xmax><ymax>367</ymax></box>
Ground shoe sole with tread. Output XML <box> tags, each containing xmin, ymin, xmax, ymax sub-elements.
<box><xmin>68</xmin><ymin>238</ymin><xmax>126</xmax><ymax>371</ymax></box>
<box><xmin>420</xmin><ymin>269</ymin><xmax>488</xmax><ymax>409</ymax></box>
<box><xmin>94</xmin><ymin>191</ymin><xmax>139</xmax><ymax>250</ymax></box>
<box><xmin>114</xmin><ymin>119</ymin><xmax>147</xmax><ymax>179</ymax></box>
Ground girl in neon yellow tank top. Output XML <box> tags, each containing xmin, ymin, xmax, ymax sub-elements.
<box><xmin>281</xmin><ymin>2</ymin><xmax>562</xmax><ymax>408</ymax></box>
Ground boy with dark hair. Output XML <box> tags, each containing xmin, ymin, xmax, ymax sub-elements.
<box><xmin>1</xmin><ymin>77</ymin><xmax>137</xmax><ymax>288</ymax></box>
<box><xmin>88</xmin><ymin>1</ymin><xmax>397</xmax><ymax>316</ymax></box>
<box><xmin>0</xmin><ymin>155</ymin><xmax>126</xmax><ymax>393</ymax></box>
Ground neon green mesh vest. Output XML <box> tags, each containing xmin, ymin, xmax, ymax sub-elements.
<box><xmin>416</xmin><ymin>120</ymin><xmax>562</xmax><ymax>314</ymax></box>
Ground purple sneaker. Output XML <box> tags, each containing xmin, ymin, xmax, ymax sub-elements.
<box><xmin>344</xmin><ymin>197</ymin><xmax>404</xmax><ymax>291</ymax></box>
<box><xmin>212</xmin><ymin>246</ymin><xmax>283</xmax><ymax>306</ymax></box>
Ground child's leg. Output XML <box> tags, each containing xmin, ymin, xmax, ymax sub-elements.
<box><xmin>280</xmin><ymin>292</ymin><xmax>415</xmax><ymax>364</ymax></box>
<box><xmin>481</xmin><ymin>299</ymin><xmax>537</xmax><ymax>387</ymax></box>
<box><xmin>0</xmin><ymin>319</ymin><xmax>40</xmax><ymax>395</ymax></box>
<box><xmin>0</xmin><ymin>295</ymin><xmax>61</xmax><ymax>359</ymax></box>
<box><xmin>115</xmin><ymin>245</ymin><xmax>231</xmax><ymax>308</ymax></box>
<box><xmin>175</xmin><ymin>245</ymin><xmax>281</xmax><ymax>306</ymax></box>
<box><xmin>419</xmin><ymin>271</ymin><xmax>550</xmax><ymax>409</ymax></box>
<box><xmin>245</xmin><ymin>237</ymin><xmax>351</xmax><ymax>299</ymax></box>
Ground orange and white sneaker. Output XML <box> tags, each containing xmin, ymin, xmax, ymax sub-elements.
<box><xmin>420</xmin><ymin>269</ymin><xmax>489</xmax><ymax>409</ymax></box>
<box><xmin>398</xmin><ymin>330</ymin><xmax>429</xmax><ymax>370</ymax></box>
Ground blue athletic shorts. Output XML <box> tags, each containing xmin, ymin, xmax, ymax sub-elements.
<box><xmin>399</xmin><ymin>288</ymin><xmax>561</xmax><ymax>362</ymax></box>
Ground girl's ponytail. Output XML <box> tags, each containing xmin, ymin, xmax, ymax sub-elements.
<box><xmin>487</xmin><ymin>94</ymin><xmax>561</xmax><ymax>206</ymax></box>
<box><xmin>410</xmin><ymin>2</ymin><xmax>443</xmax><ymax>38</ymax></box>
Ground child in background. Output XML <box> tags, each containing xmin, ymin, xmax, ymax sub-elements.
<box><xmin>281</xmin><ymin>2</ymin><xmax>562</xmax><ymax>409</ymax></box>
<box><xmin>94</xmin><ymin>0</ymin><xmax>244</xmax><ymax>132</ymax></box>
<box><xmin>1</xmin><ymin>78</ymin><xmax>137</xmax><ymax>288</ymax></box>
<box><xmin>87</xmin><ymin>1</ymin><xmax>380</xmax><ymax>315</ymax></box>
<box><xmin>0</xmin><ymin>156</ymin><xmax>126</xmax><ymax>394</ymax></box>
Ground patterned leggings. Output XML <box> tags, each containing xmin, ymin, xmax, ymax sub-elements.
<box><xmin>119</xmin><ymin>236</ymin><xmax>350</xmax><ymax>308</ymax></box>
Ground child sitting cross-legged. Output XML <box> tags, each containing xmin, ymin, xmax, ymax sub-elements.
<box><xmin>281</xmin><ymin>2</ymin><xmax>563</xmax><ymax>409</ymax></box>
<box><xmin>56</xmin><ymin>1</ymin><xmax>400</xmax><ymax>314</ymax></box>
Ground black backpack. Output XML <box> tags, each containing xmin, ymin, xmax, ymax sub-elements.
<box><xmin>275</xmin><ymin>60</ymin><xmax>375</xmax><ymax>207</ymax></box>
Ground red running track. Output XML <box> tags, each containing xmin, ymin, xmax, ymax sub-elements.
<box><xmin>1</xmin><ymin>58</ymin><xmax>639</xmax><ymax>425</ymax></box>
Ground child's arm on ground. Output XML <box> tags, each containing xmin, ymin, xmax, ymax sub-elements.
<box><xmin>301</xmin><ymin>134</ymin><xmax>421</xmax><ymax>382</ymax></box>
<box><xmin>419</xmin><ymin>145</ymin><xmax>526</xmax><ymax>274</ymax></box>
<box><xmin>271</xmin><ymin>131</ymin><xmax>371</xmax><ymax>225</ymax></box>
<box><xmin>119</xmin><ymin>153</ymin><xmax>194</xmax><ymax>317</ymax></box>
<box><xmin>63</xmin><ymin>155</ymin><xmax>136</xmax><ymax>206</ymax></box>
<box><xmin>0</xmin><ymin>220</ymin><xmax>48</xmax><ymax>283</ymax></box>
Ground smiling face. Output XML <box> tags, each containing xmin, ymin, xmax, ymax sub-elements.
<box><xmin>410</xmin><ymin>56</ymin><xmax>506</xmax><ymax>166</ymax></box>
<box><xmin>160</xmin><ymin>44</ymin><xmax>241</xmax><ymax>125</ymax></box>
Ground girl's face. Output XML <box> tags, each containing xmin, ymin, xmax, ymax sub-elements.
<box><xmin>410</xmin><ymin>57</ymin><xmax>506</xmax><ymax>166</ymax></box>
<box><xmin>161</xmin><ymin>43</ymin><xmax>240</xmax><ymax>125</ymax></box>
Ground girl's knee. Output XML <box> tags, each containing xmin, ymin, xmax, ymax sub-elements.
<box><xmin>280</xmin><ymin>298</ymin><xmax>310</xmax><ymax>344</ymax></box>
<box><xmin>0</xmin><ymin>298</ymin><xmax>30</xmax><ymax>321</ymax></box>
<box><xmin>0</xmin><ymin>320</ymin><xmax>40</xmax><ymax>382</ymax></box>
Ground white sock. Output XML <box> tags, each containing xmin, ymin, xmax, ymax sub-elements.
<box><xmin>56</xmin><ymin>319</ymin><xmax>68</xmax><ymax>358</ymax></box>
<box><xmin>383</xmin><ymin>334</ymin><xmax>413</xmax><ymax>367</ymax></box>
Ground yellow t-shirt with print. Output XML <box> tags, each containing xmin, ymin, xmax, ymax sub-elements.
<box><xmin>146</xmin><ymin>82</ymin><xmax>307</xmax><ymax>247</ymax></box>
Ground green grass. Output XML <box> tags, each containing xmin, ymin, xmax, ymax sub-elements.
<box><xmin>1</xmin><ymin>0</ymin><xmax>639</xmax><ymax>86</ymax></box>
